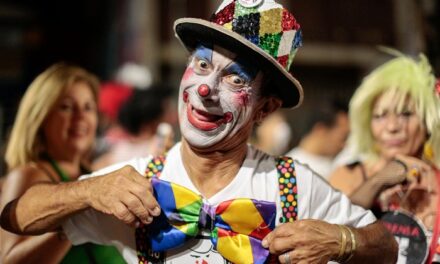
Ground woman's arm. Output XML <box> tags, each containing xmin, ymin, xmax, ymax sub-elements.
<box><xmin>2</xmin><ymin>231</ymin><xmax>71</xmax><ymax>264</ymax></box>
<box><xmin>328</xmin><ymin>165</ymin><xmax>364</xmax><ymax>196</ymax></box>
<box><xmin>330</xmin><ymin>161</ymin><xmax>407</xmax><ymax>209</ymax></box>
<box><xmin>1</xmin><ymin>166</ymin><xmax>71</xmax><ymax>264</ymax></box>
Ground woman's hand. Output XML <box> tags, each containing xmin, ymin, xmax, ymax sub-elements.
<box><xmin>370</xmin><ymin>159</ymin><xmax>408</xmax><ymax>188</ymax></box>
<box><xmin>262</xmin><ymin>219</ymin><xmax>340</xmax><ymax>264</ymax></box>
<box><xmin>394</xmin><ymin>154</ymin><xmax>433</xmax><ymax>185</ymax></box>
<box><xmin>379</xmin><ymin>154</ymin><xmax>435</xmax><ymax>212</ymax></box>
<box><xmin>370</xmin><ymin>154</ymin><xmax>432</xmax><ymax>189</ymax></box>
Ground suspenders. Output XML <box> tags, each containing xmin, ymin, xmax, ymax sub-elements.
<box><xmin>275</xmin><ymin>156</ymin><xmax>298</xmax><ymax>223</ymax></box>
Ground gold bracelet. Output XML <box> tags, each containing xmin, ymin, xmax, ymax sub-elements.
<box><xmin>337</xmin><ymin>225</ymin><xmax>347</xmax><ymax>261</ymax></box>
<box><xmin>342</xmin><ymin>226</ymin><xmax>356</xmax><ymax>262</ymax></box>
<box><xmin>338</xmin><ymin>226</ymin><xmax>356</xmax><ymax>263</ymax></box>
<box><xmin>337</xmin><ymin>225</ymin><xmax>355</xmax><ymax>263</ymax></box>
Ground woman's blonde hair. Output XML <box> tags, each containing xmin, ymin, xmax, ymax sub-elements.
<box><xmin>5</xmin><ymin>63</ymin><xmax>100</xmax><ymax>170</ymax></box>
<box><xmin>349</xmin><ymin>53</ymin><xmax>440</xmax><ymax>167</ymax></box>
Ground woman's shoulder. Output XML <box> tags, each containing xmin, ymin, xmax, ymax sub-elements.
<box><xmin>6</xmin><ymin>163</ymin><xmax>41</xmax><ymax>177</ymax></box>
<box><xmin>328</xmin><ymin>162</ymin><xmax>366</xmax><ymax>195</ymax></box>
<box><xmin>4</xmin><ymin>162</ymin><xmax>55</xmax><ymax>187</ymax></box>
<box><xmin>1</xmin><ymin>162</ymin><xmax>56</xmax><ymax>202</ymax></box>
<box><xmin>330</xmin><ymin>162</ymin><xmax>364</xmax><ymax>177</ymax></box>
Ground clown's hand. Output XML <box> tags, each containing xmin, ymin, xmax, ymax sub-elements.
<box><xmin>85</xmin><ymin>165</ymin><xmax>161</xmax><ymax>227</ymax></box>
<box><xmin>262</xmin><ymin>219</ymin><xmax>341</xmax><ymax>264</ymax></box>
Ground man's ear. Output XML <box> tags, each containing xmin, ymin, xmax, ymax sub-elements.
<box><xmin>254</xmin><ymin>97</ymin><xmax>282</xmax><ymax>123</ymax></box>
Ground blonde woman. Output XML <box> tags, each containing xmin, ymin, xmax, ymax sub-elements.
<box><xmin>329</xmin><ymin>53</ymin><xmax>440</xmax><ymax>263</ymax></box>
<box><xmin>1</xmin><ymin>63</ymin><xmax>125</xmax><ymax>263</ymax></box>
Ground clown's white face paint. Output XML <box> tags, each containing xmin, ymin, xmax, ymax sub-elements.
<box><xmin>178</xmin><ymin>45</ymin><xmax>263</xmax><ymax>148</ymax></box>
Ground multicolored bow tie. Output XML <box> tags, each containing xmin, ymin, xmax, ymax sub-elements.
<box><xmin>143</xmin><ymin>178</ymin><xmax>276</xmax><ymax>264</ymax></box>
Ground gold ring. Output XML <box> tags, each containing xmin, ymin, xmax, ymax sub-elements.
<box><xmin>408</xmin><ymin>166</ymin><xmax>421</xmax><ymax>178</ymax></box>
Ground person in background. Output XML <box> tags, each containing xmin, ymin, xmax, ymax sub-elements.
<box><xmin>253</xmin><ymin>110</ymin><xmax>292</xmax><ymax>156</ymax></box>
<box><xmin>286</xmin><ymin>100</ymin><xmax>349</xmax><ymax>179</ymax></box>
<box><xmin>96</xmin><ymin>82</ymin><xmax>134</xmax><ymax>153</ymax></box>
<box><xmin>93</xmin><ymin>84</ymin><xmax>176</xmax><ymax>170</ymax></box>
<box><xmin>94</xmin><ymin>62</ymin><xmax>152</xmax><ymax>159</ymax></box>
<box><xmin>0</xmin><ymin>1</ymin><xmax>397</xmax><ymax>263</ymax></box>
<box><xmin>329</xmin><ymin>53</ymin><xmax>440</xmax><ymax>263</ymax></box>
<box><xmin>0</xmin><ymin>63</ymin><xmax>125</xmax><ymax>264</ymax></box>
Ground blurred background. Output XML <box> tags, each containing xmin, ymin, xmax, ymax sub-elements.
<box><xmin>0</xmin><ymin>0</ymin><xmax>439</xmax><ymax>172</ymax></box>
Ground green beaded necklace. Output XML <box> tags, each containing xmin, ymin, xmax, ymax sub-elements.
<box><xmin>47</xmin><ymin>158</ymin><xmax>71</xmax><ymax>182</ymax></box>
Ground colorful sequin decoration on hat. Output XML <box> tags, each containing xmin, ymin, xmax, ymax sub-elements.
<box><xmin>211</xmin><ymin>0</ymin><xmax>302</xmax><ymax>72</ymax></box>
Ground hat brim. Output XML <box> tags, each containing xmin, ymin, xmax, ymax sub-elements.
<box><xmin>174</xmin><ymin>18</ymin><xmax>303</xmax><ymax>109</ymax></box>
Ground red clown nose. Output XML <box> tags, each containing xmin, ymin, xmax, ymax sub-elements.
<box><xmin>198</xmin><ymin>84</ymin><xmax>210</xmax><ymax>97</ymax></box>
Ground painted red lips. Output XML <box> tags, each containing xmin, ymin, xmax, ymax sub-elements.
<box><xmin>186</xmin><ymin>104</ymin><xmax>233</xmax><ymax>131</ymax></box>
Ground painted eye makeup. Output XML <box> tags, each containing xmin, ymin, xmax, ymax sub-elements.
<box><xmin>223</xmin><ymin>74</ymin><xmax>247</xmax><ymax>87</ymax></box>
<box><xmin>223</xmin><ymin>62</ymin><xmax>256</xmax><ymax>89</ymax></box>
<box><xmin>198</xmin><ymin>60</ymin><xmax>208</xmax><ymax>69</ymax></box>
<box><xmin>192</xmin><ymin>45</ymin><xmax>213</xmax><ymax>75</ymax></box>
<box><xmin>193</xmin><ymin>57</ymin><xmax>211</xmax><ymax>74</ymax></box>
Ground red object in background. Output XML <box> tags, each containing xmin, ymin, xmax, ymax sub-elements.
<box><xmin>99</xmin><ymin>82</ymin><xmax>133</xmax><ymax>121</ymax></box>
<box><xmin>435</xmin><ymin>78</ymin><xmax>440</xmax><ymax>97</ymax></box>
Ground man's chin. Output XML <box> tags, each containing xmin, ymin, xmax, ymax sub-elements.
<box><xmin>190</xmin><ymin>138</ymin><xmax>222</xmax><ymax>149</ymax></box>
<box><xmin>182</xmin><ymin>130</ymin><xmax>221</xmax><ymax>148</ymax></box>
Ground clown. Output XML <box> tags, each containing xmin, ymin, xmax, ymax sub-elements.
<box><xmin>1</xmin><ymin>1</ymin><xmax>397</xmax><ymax>263</ymax></box>
<box><xmin>179</xmin><ymin>44</ymin><xmax>262</xmax><ymax>148</ymax></box>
